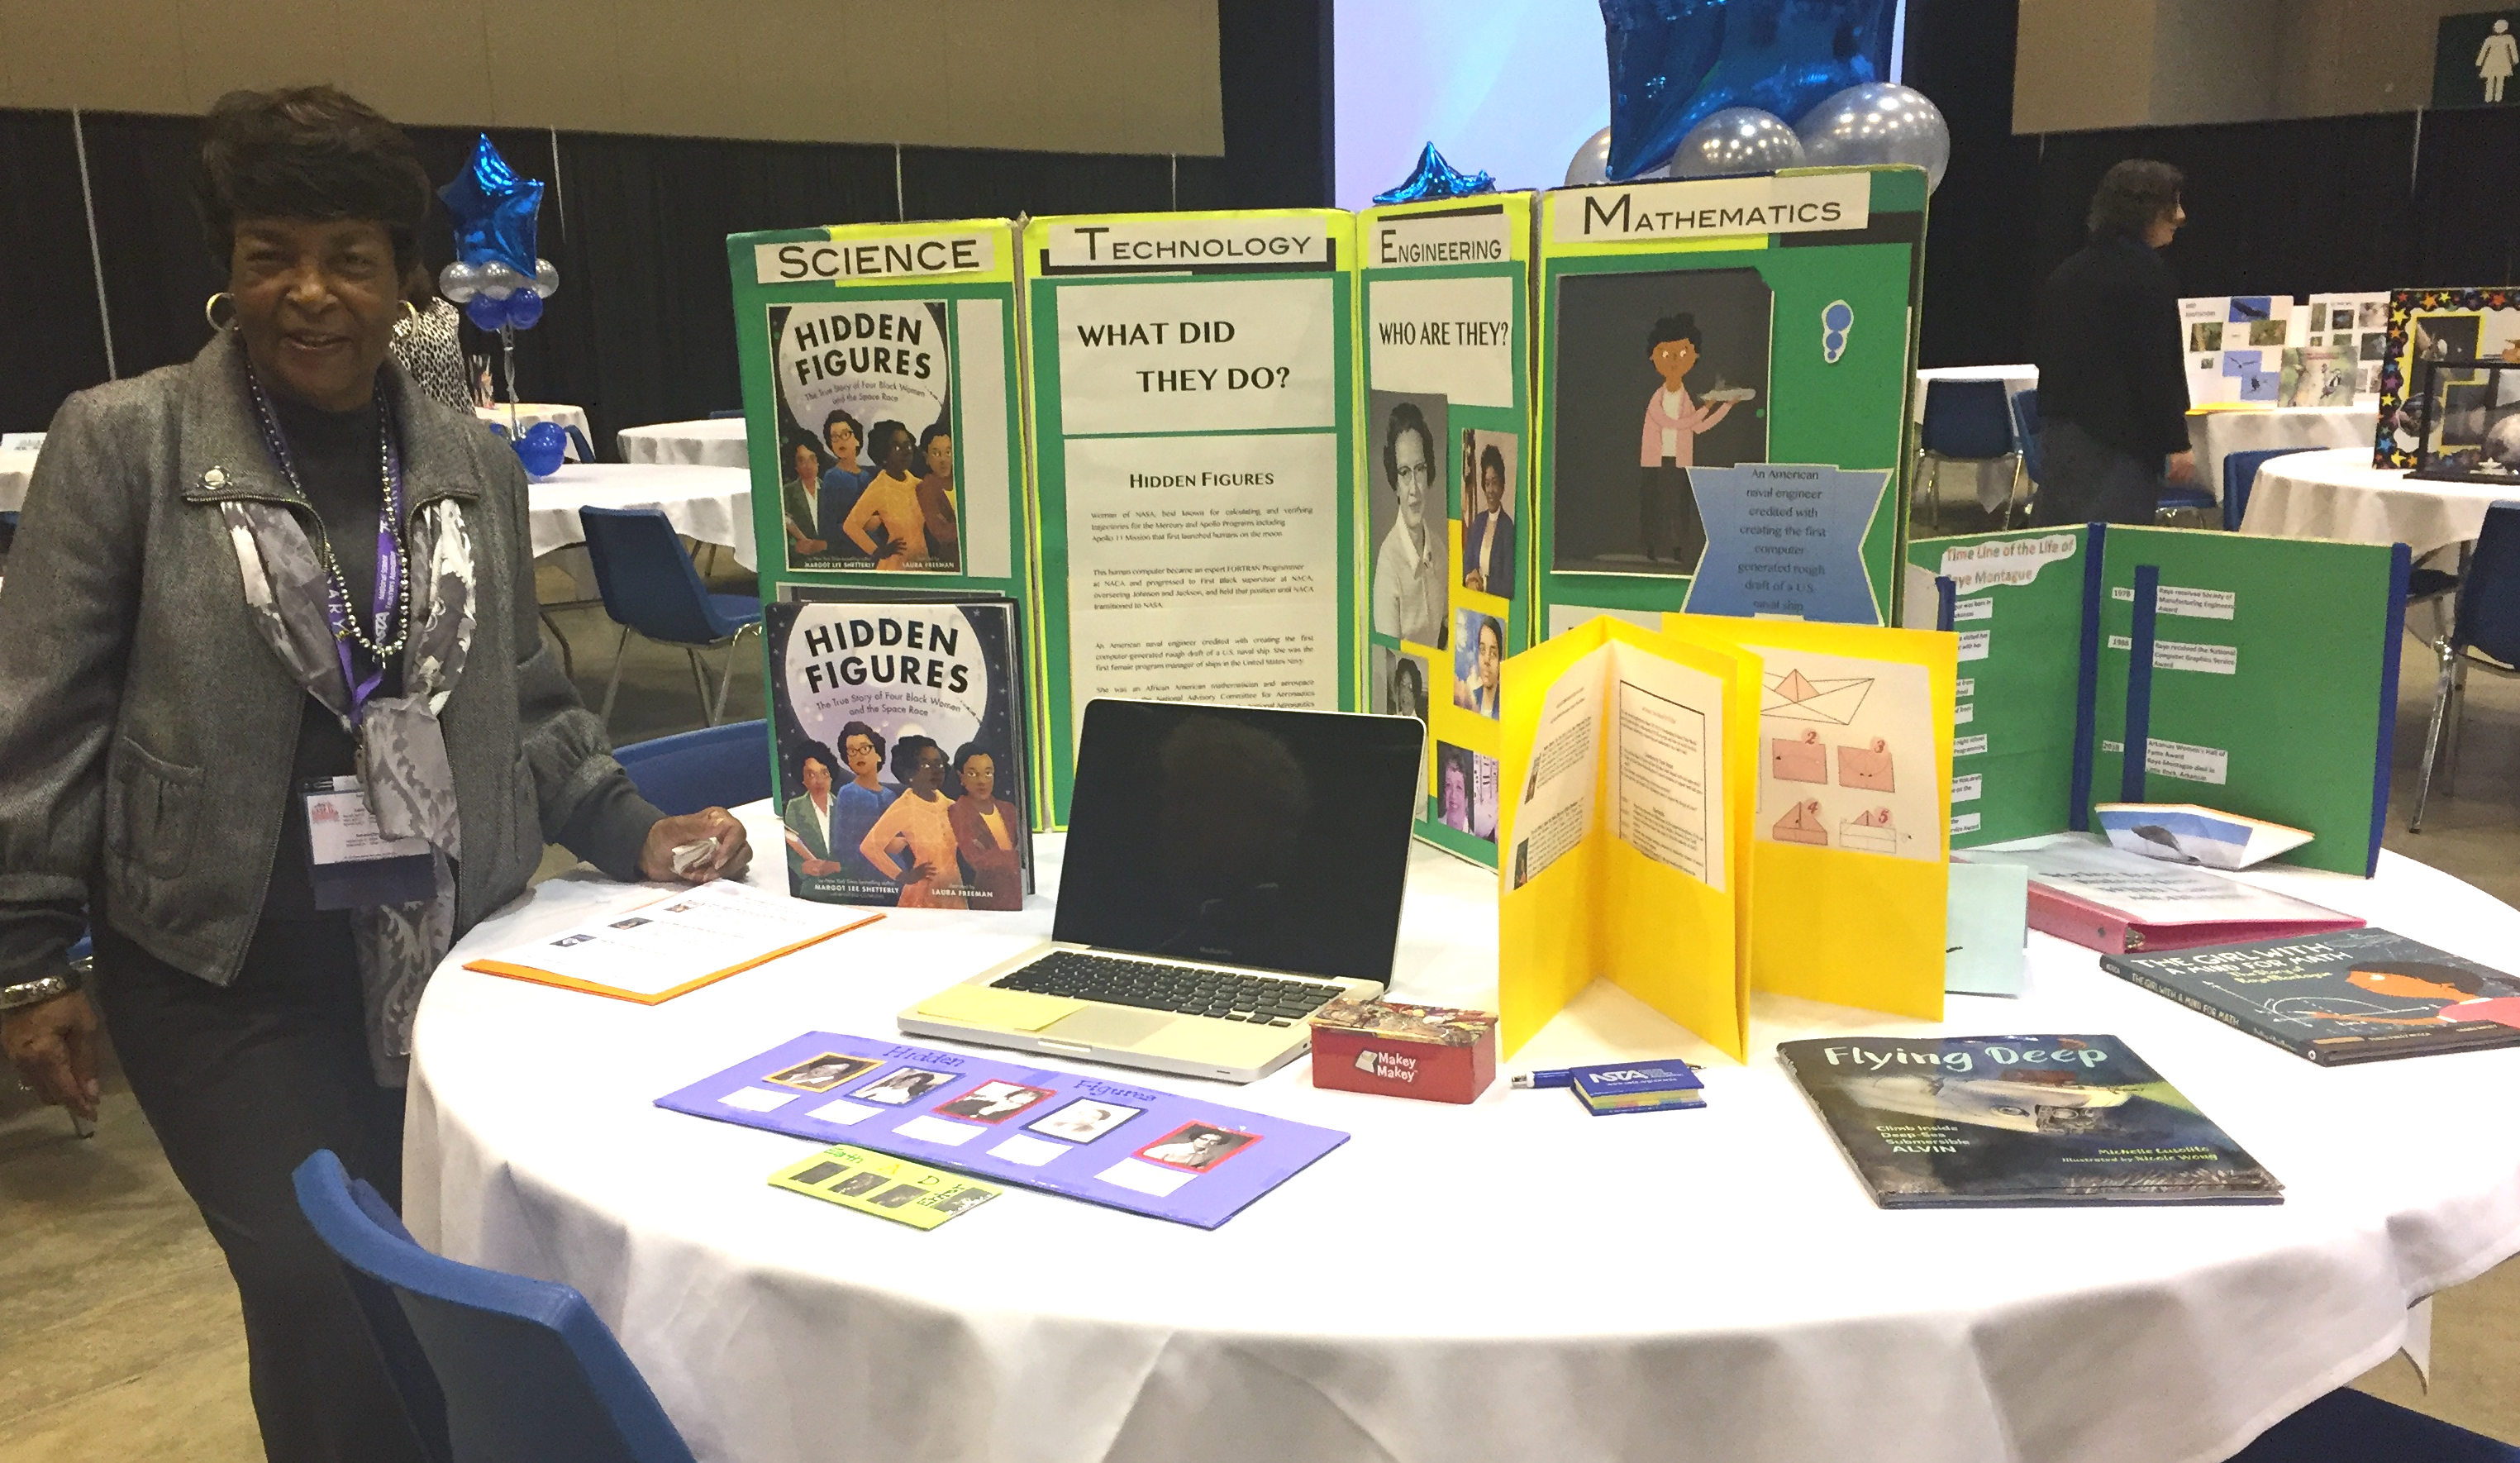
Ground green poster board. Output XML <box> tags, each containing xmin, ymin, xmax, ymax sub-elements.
<box><xmin>1022</xmin><ymin>209</ymin><xmax>1360</xmax><ymax>825</ymax></box>
<box><xmin>1533</xmin><ymin>167</ymin><xmax>1924</xmax><ymax>636</ymax></box>
<box><xmin>1357</xmin><ymin>192</ymin><xmax>1533</xmax><ymax>866</ymax></box>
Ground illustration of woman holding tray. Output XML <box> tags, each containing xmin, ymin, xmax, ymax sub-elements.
<box><xmin>860</xmin><ymin>735</ymin><xmax>968</xmax><ymax>908</ymax></box>
<box><xmin>1637</xmin><ymin>312</ymin><xmax>1749</xmax><ymax>567</ymax></box>
<box><xmin>947</xmin><ymin>741</ymin><xmax>1024</xmax><ymax>911</ymax></box>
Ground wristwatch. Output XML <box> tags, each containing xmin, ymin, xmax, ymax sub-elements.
<box><xmin>1</xmin><ymin>973</ymin><xmax>78</xmax><ymax>1013</ymax></box>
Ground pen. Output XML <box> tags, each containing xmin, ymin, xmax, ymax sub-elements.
<box><xmin>1510</xmin><ymin>1069</ymin><xmax>1574</xmax><ymax>1089</ymax></box>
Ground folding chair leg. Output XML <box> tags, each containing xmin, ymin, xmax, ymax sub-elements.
<box><xmin>599</xmin><ymin>624</ymin><xmax>631</xmax><ymax>729</ymax></box>
<box><xmin>2441</xmin><ymin>656</ymin><xmax>2471</xmax><ymax>789</ymax></box>
<box><xmin>687</xmin><ymin>648</ymin><xmax>714</xmax><ymax>727</ymax></box>
<box><xmin>2410</xmin><ymin>643</ymin><xmax>2460</xmax><ymax>832</ymax></box>
<box><xmin>1927</xmin><ymin>458</ymin><xmax>1941</xmax><ymax>533</ymax></box>
<box><xmin>539</xmin><ymin>610</ymin><xmax>575</xmax><ymax>679</ymax></box>
<box><xmin>714</xmin><ymin>638</ymin><xmax>740</xmax><ymax>725</ymax></box>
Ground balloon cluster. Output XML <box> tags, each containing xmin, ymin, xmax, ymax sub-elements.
<box><xmin>1567</xmin><ymin>0</ymin><xmax>1948</xmax><ymax>192</ymax></box>
<box><xmin>435</xmin><ymin>136</ymin><xmax>558</xmax><ymax>331</ymax></box>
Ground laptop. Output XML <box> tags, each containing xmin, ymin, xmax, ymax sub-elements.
<box><xmin>898</xmin><ymin>698</ymin><xmax>1426</xmax><ymax>1082</ymax></box>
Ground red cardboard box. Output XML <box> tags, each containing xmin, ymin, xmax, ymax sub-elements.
<box><xmin>1306</xmin><ymin>1000</ymin><xmax>1498</xmax><ymax>1103</ymax></box>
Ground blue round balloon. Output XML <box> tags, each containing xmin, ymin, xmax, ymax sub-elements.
<box><xmin>505</xmin><ymin>290</ymin><xmax>544</xmax><ymax>329</ymax></box>
<box><xmin>514</xmin><ymin>422</ymin><xmax>567</xmax><ymax>479</ymax></box>
<box><xmin>465</xmin><ymin>294</ymin><xmax>508</xmax><ymax>331</ymax></box>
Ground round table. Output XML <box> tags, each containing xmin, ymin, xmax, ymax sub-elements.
<box><xmin>2238</xmin><ymin>447</ymin><xmax>2516</xmax><ymax>559</ymax></box>
<box><xmin>479</xmin><ymin>403</ymin><xmax>593</xmax><ymax>460</ymax></box>
<box><xmin>2188</xmin><ymin>405</ymin><xmax>2378</xmax><ymax>504</ymax></box>
<box><xmin>405</xmin><ymin>807</ymin><xmax>2520</xmax><ymax>1463</ymax></box>
<box><xmin>617</xmin><ymin>417</ymin><xmax>749</xmax><ymax>469</ymax></box>
<box><xmin>525</xmin><ymin>463</ymin><xmax>755</xmax><ymax>570</ymax></box>
<box><xmin>0</xmin><ymin>448</ymin><xmax>34</xmax><ymax>516</ymax></box>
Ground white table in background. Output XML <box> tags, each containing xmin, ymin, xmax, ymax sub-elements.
<box><xmin>0</xmin><ymin>449</ymin><xmax>34</xmax><ymax>515</ymax></box>
<box><xmin>406</xmin><ymin>805</ymin><xmax>2520</xmax><ymax>1463</ymax></box>
<box><xmin>617</xmin><ymin>417</ymin><xmax>749</xmax><ymax>469</ymax></box>
<box><xmin>2189</xmin><ymin>405</ymin><xmax>2379</xmax><ymax>503</ymax></box>
<box><xmin>2238</xmin><ymin>447</ymin><xmax>2516</xmax><ymax>560</ymax></box>
<box><xmin>479</xmin><ymin>403</ymin><xmax>593</xmax><ymax>460</ymax></box>
<box><xmin>524</xmin><ymin>463</ymin><xmax>754</xmax><ymax>570</ymax></box>
<box><xmin>1913</xmin><ymin>364</ymin><xmax>2037</xmax><ymax>422</ymax></box>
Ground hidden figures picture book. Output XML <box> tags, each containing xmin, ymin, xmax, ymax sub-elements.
<box><xmin>1777</xmin><ymin>1036</ymin><xmax>2282</xmax><ymax>1208</ymax></box>
<box><xmin>2100</xmin><ymin>928</ymin><xmax>2520</xmax><ymax>1065</ymax></box>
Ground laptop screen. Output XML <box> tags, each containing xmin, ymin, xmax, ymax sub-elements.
<box><xmin>1054</xmin><ymin>699</ymin><xmax>1426</xmax><ymax>984</ymax></box>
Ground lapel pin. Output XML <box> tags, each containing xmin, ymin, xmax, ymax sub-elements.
<box><xmin>202</xmin><ymin>465</ymin><xmax>227</xmax><ymax>489</ymax></box>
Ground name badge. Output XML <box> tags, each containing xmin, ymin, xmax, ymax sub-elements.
<box><xmin>303</xmin><ymin>775</ymin><xmax>435</xmax><ymax>909</ymax></box>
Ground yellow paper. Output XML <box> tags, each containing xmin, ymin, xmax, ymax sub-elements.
<box><xmin>1665</xmin><ymin>612</ymin><xmax>1956</xmax><ymax>1021</ymax></box>
<box><xmin>913</xmin><ymin>984</ymin><xmax>1085</xmax><ymax>1032</ymax></box>
<box><xmin>1497</xmin><ymin>618</ymin><xmax>1757</xmax><ymax>1060</ymax></box>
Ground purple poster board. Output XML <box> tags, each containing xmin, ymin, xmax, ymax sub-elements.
<box><xmin>656</xmin><ymin>1032</ymin><xmax>1349</xmax><ymax>1228</ymax></box>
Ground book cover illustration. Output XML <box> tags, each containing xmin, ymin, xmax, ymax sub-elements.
<box><xmin>765</xmin><ymin>596</ymin><xmax>1031</xmax><ymax>910</ymax></box>
<box><xmin>767</xmin><ymin>298</ymin><xmax>962</xmax><ymax>573</ymax></box>
<box><xmin>1777</xmin><ymin>1035</ymin><xmax>2282</xmax><ymax>1208</ymax></box>
<box><xmin>2100</xmin><ymin>928</ymin><xmax>2520</xmax><ymax>1065</ymax></box>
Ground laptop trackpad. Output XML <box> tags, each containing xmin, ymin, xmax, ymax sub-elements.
<box><xmin>1041</xmin><ymin>1006</ymin><xmax>1178</xmax><ymax>1047</ymax></box>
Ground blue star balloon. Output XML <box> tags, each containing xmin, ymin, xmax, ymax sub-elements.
<box><xmin>439</xmin><ymin>135</ymin><xmax>543</xmax><ymax>278</ymax></box>
<box><xmin>1600</xmin><ymin>0</ymin><xmax>1900</xmax><ymax>182</ymax></box>
<box><xmin>1374</xmin><ymin>143</ymin><xmax>1498</xmax><ymax>206</ymax></box>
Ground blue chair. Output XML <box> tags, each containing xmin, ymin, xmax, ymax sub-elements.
<box><xmin>1915</xmin><ymin>378</ymin><xmax>2017</xmax><ymax>533</ymax></box>
<box><xmin>704</xmin><ymin>408</ymin><xmax>744</xmax><ymax>420</ymax></box>
<box><xmin>2228</xmin><ymin>1386</ymin><xmax>2520</xmax><ymax>1461</ymax></box>
<box><xmin>2219</xmin><ymin>446</ymin><xmax>2310</xmax><ymax>532</ymax></box>
<box><xmin>564</xmin><ymin>424</ymin><xmax>598</xmax><ymax>465</ymax></box>
<box><xmin>576</xmin><ymin>506</ymin><xmax>764</xmax><ymax>730</ymax></box>
<box><xmin>2412</xmin><ymin>499</ymin><xmax>2520</xmax><ymax>831</ymax></box>
<box><xmin>2156</xmin><ymin>476</ymin><xmax>2218</xmax><ymax>527</ymax></box>
<box><xmin>293</xmin><ymin>1150</ymin><xmax>698</xmax><ymax>1463</ymax></box>
<box><xmin>613</xmin><ymin>720</ymin><xmax>770</xmax><ymax>815</ymax></box>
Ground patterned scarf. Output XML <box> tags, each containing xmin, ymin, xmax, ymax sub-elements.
<box><xmin>220</xmin><ymin>488</ymin><xmax>475</xmax><ymax>1084</ymax></box>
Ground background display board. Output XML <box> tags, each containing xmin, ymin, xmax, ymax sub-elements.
<box><xmin>1023</xmin><ymin>209</ymin><xmax>1360</xmax><ymax>824</ymax></box>
<box><xmin>2372</xmin><ymin>286</ymin><xmax>2520</xmax><ymax>469</ymax></box>
<box><xmin>1358</xmin><ymin>192</ymin><xmax>1532</xmax><ymax>867</ymax></box>
<box><xmin>1533</xmin><ymin>167</ymin><xmax>1924</xmax><ymax>637</ymax></box>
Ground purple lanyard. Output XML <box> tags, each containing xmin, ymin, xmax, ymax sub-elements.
<box><xmin>246</xmin><ymin>378</ymin><xmax>407</xmax><ymax>728</ymax></box>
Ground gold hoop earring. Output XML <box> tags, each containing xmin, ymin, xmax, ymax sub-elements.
<box><xmin>402</xmin><ymin>300</ymin><xmax>421</xmax><ymax>322</ymax></box>
<box><xmin>204</xmin><ymin>293</ymin><xmax>237</xmax><ymax>331</ymax></box>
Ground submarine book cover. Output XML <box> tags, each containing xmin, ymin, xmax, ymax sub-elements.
<box><xmin>1776</xmin><ymin>1035</ymin><xmax>2281</xmax><ymax>1208</ymax></box>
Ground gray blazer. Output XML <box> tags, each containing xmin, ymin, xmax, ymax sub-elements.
<box><xmin>0</xmin><ymin>331</ymin><xmax>655</xmax><ymax>989</ymax></box>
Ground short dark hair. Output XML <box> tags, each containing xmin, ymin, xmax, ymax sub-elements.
<box><xmin>1476</xmin><ymin>616</ymin><xmax>1503</xmax><ymax>655</ymax></box>
<box><xmin>890</xmin><ymin>732</ymin><xmax>941</xmax><ymax>786</ymax></box>
<box><xmin>1647</xmin><ymin>313</ymin><xmax>1701</xmax><ymax>355</ymax></box>
<box><xmin>196</xmin><ymin>87</ymin><xmax>434</xmax><ymax>275</ymax></box>
<box><xmin>1389</xmin><ymin>656</ymin><xmax>1426</xmax><ymax>712</ymax></box>
<box><xmin>837</xmin><ymin>721</ymin><xmax>884</xmax><ymax>763</ymax></box>
<box><xmin>796</xmin><ymin>740</ymin><xmax>837</xmax><ymax>775</ymax></box>
<box><xmin>2087</xmin><ymin>160</ymin><xmax>2184</xmax><ymax>239</ymax></box>
<box><xmin>821</xmin><ymin>410</ymin><xmax>863</xmax><ymax>450</ymax></box>
<box><xmin>950</xmin><ymin>741</ymin><xmax>995</xmax><ymax>778</ymax></box>
<box><xmin>1382</xmin><ymin>401</ymin><xmax>1436</xmax><ymax>492</ymax></box>
<box><xmin>918</xmin><ymin>421</ymin><xmax>952</xmax><ymax>464</ymax></box>
<box><xmin>788</xmin><ymin>432</ymin><xmax>828</xmax><ymax>477</ymax></box>
<box><xmin>1479</xmin><ymin>443</ymin><xmax>1507</xmax><ymax>486</ymax></box>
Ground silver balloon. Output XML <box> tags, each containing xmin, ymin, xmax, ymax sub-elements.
<box><xmin>1565</xmin><ymin>125</ymin><xmax>1670</xmax><ymax>187</ymax></box>
<box><xmin>532</xmin><ymin>258</ymin><xmax>560</xmax><ymax>299</ymax></box>
<box><xmin>1794</xmin><ymin>83</ymin><xmax>1951</xmax><ymax>191</ymax></box>
<box><xmin>437</xmin><ymin>260</ymin><xmax>481</xmax><ymax>303</ymax></box>
<box><xmin>477</xmin><ymin>263</ymin><xmax>523</xmax><ymax>301</ymax></box>
<box><xmin>1670</xmin><ymin>107</ymin><xmax>1807</xmax><ymax>179</ymax></box>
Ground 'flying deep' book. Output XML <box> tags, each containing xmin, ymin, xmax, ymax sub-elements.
<box><xmin>1777</xmin><ymin>1035</ymin><xmax>2282</xmax><ymax>1208</ymax></box>
<box><xmin>2099</xmin><ymin>928</ymin><xmax>2520</xmax><ymax>1065</ymax></box>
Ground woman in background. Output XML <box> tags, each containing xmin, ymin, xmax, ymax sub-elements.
<box><xmin>841</xmin><ymin>419</ymin><xmax>929</xmax><ymax>569</ymax></box>
<box><xmin>388</xmin><ymin>264</ymin><xmax>470</xmax><ymax>413</ymax></box>
<box><xmin>916</xmin><ymin>422</ymin><xmax>959</xmax><ymax>566</ymax></box>
<box><xmin>784</xmin><ymin>435</ymin><xmax>829</xmax><ymax>556</ymax></box>
<box><xmin>946</xmin><ymin>741</ymin><xmax>1022</xmax><ymax>910</ymax></box>
<box><xmin>859</xmin><ymin>734</ymin><xmax>965</xmax><ymax>908</ymax></box>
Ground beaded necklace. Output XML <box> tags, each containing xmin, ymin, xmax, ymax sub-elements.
<box><xmin>243</xmin><ymin>366</ymin><xmax>410</xmax><ymax>704</ymax></box>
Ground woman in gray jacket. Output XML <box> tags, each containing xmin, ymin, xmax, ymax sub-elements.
<box><xmin>0</xmin><ymin>88</ymin><xmax>749</xmax><ymax>1461</ymax></box>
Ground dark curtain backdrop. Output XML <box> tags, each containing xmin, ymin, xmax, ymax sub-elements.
<box><xmin>0</xmin><ymin>111</ymin><xmax>107</xmax><ymax>431</ymax></box>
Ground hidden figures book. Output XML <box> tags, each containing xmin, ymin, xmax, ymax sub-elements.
<box><xmin>765</xmin><ymin>593</ymin><xmax>1033</xmax><ymax>911</ymax></box>
<box><xmin>2100</xmin><ymin>928</ymin><xmax>2520</xmax><ymax>1065</ymax></box>
<box><xmin>1777</xmin><ymin>1035</ymin><xmax>2281</xmax><ymax>1208</ymax></box>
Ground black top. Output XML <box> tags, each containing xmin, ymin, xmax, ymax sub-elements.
<box><xmin>2033</xmin><ymin>231</ymin><xmax>2191</xmax><ymax>460</ymax></box>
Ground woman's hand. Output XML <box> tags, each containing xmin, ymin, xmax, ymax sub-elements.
<box><xmin>802</xmin><ymin>856</ymin><xmax>842</xmax><ymax>877</ymax></box>
<box><xmin>638</xmin><ymin>808</ymin><xmax>752</xmax><ymax>883</ymax></box>
<box><xmin>2</xmin><ymin>991</ymin><xmax>99</xmax><ymax>1122</ymax></box>
<box><xmin>898</xmin><ymin>860</ymin><xmax>936</xmax><ymax>885</ymax></box>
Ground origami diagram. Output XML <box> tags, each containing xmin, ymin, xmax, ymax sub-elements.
<box><xmin>1841</xmin><ymin>807</ymin><xmax>1898</xmax><ymax>855</ymax></box>
<box><xmin>1772</xmin><ymin>798</ymin><xmax>1828</xmax><ymax>846</ymax></box>
<box><xmin>1763</xmin><ymin>667</ymin><xmax>1873</xmax><ymax>725</ymax></box>
<box><xmin>1837</xmin><ymin>736</ymin><xmax>1894</xmax><ymax>792</ymax></box>
<box><xmin>1772</xmin><ymin>729</ymin><xmax>1827</xmax><ymax>783</ymax></box>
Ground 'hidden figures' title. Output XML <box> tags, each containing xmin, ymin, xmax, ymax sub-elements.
<box><xmin>796</xmin><ymin>616</ymin><xmax>970</xmax><ymax>693</ymax></box>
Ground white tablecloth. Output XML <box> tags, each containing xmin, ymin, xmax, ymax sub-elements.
<box><xmin>525</xmin><ymin>463</ymin><xmax>754</xmax><ymax>570</ymax></box>
<box><xmin>407</xmin><ymin>806</ymin><xmax>2520</xmax><ymax>1463</ymax></box>
<box><xmin>2188</xmin><ymin>406</ymin><xmax>2379</xmax><ymax>504</ymax></box>
<box><xmin>2238</xmin><ymin>447</ymin><xmax>2518</xmax><ymax>559</ymax></box>
<box><xmin>617</xmin><ymin>417</ymin><xmax>750</xmax><ymax>469</ymax></box>
<box><xmin>0</xmin><ymin>448</ymin><xmax>33</xmax><ymax>515</ymax></box>
<box><xmin>479</xmin><ymin>403</ymin><xmax>593</xmax><ymax>460</ymax></box>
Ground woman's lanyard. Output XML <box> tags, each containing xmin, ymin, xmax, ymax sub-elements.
<box><xmin>245</xmin><ymin>370</ymin><xmax>409</xmax><ymax>728</ymax></box>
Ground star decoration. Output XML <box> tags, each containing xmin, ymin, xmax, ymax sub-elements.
<box><xmin>439</xmin><ymin>134</ymin><xmax>543</xmax><ymax>277</ymax></box>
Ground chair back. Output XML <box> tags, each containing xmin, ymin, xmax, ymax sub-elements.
<box><xmin>577</xmin><ymin>507</ymin><xmax>743</xmax><ymax>646</ymax></box>
<box><xmin>293</xmin><ymin>1151</ymin><xmax>698</xmax><ymax>1463</ymax></box>
<box><xmin>2227</xmin><ymin>1386</ymin><xmax>2520</xmax><ymax>1461</ymax></box>
<box><xmin>705</xmin><ymin>408</ymin><xmax>745</xmax><ymax>420</ymax></box>
<box><xmin>614</xmin><ymin>720</ymin><xmax>771</xmax><ymax>814</ymax></box>
<box><xmin>2455</xmin><ymin>500</ymin><xmax>2520</xmax><ymax>666</ymax></box>
<box><xmin>2008</xmin><ymin>388</ymin><xmax>2041</xmax><ymax>484</ymax></box>
<box><xmin>1918</xmin><ymin>378</ymin><xmax>2015</xmax><ymax>460</ymax></box>
<box><xmin>2220</xmin><ymin>446</ymin><xmax>2309</xmax><ymax>531</ymax></box>
<box><xmin>565</xmin><ymin>424</ymin><xmax>598</xmax><ymax>465</ymax></box>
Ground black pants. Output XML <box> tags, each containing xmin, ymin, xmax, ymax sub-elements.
<box><xmin>1640</xmin><ymin>460</ymin><xmax>1704</xmax><ymax>567</ymax></box>
<box><xmin>2033</xmin><ymin>419</ymin><xmax>2164</xmax><ymax>526</ymax></box>
<box><xmin>93</xmin><ymin>920</ymin><xmax>430</xmax><ymax>1463</ymax></box>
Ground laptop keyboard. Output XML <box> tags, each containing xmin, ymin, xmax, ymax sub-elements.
<box><xmin>993</xmin><ymin>951</ymin><xmax>1349</xmax><ymax>1027</ymax></box>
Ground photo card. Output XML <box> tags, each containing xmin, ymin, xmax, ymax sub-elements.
<box><xmin>854</xmin><ymin>1067</ymin><xmax>959</xmax><ymax>1106</ymax></box>
<box><xmin>932</xmin><ymin>1079</ymin><xmax>1056</xmax><ymax>1124</ymax></box>
<box><xmin>1027</xmin><ymin>1098</ymin><xmax>1143</xmax><ymax>1143</ymax></box>
<box><xmin>766</xmin><ymin>1052</ymin><xmax>883</xmax><ymax>1093</ymax></box>
<box><xmin>1134</xmin><ymin>1121</ymin><xmax>1262</xmax><ymax>1173</ymax></box>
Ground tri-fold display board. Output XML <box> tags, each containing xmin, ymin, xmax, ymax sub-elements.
<box><xmin>1904</xmin><ymin>525</ymin><xmax>2408</xmax><ymax>875</ymax></box>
